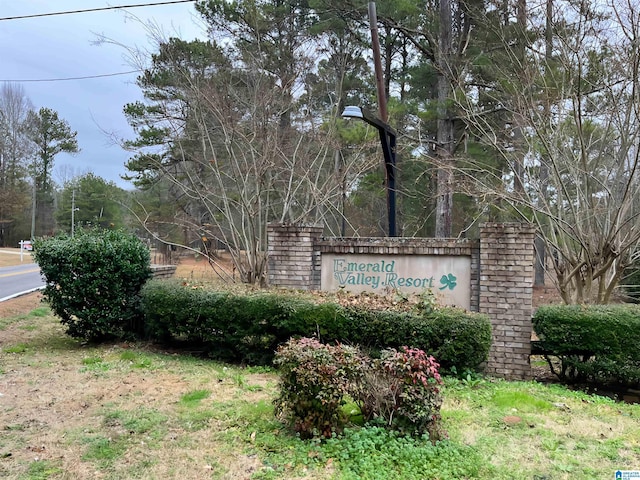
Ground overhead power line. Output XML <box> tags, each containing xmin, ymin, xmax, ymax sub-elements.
<box><xmin>0</xmin><ymin>0</ymin><xmax>197</xmax><ymax>21</ymax></box>
<box><xmin>0</xmin><ymin>70</ymin><xmax>142</xmax><ymax>83</ymax></box>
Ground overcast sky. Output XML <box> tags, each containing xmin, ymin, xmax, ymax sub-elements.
<box><xmin>0</xmin><ymin>0</ymin><xmax>206</xmax><ymax>189</ymax></box>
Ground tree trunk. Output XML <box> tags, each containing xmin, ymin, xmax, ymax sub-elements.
<box><xmin>435</xmin><ymin>0</ymin><xmax>454</xmax><ymax>238</ymax></box>
<box><xmin>512</xmin><ymin>0</ymin><xmax>526</xmax><ymax>196</ymax></box>
<box><xmin>535</xmin><ymin>0</ymin><xmax>553</xmax><ymax>286</ymax></box>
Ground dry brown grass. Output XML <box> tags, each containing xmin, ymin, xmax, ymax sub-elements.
<box><xmin>0</xmin><ymin>297</ymin><xmax>281</xmax><ymax>480</ymax></box>
<box><xmin>173</xmin><ymin>255</ymin><xmax>225</xmax><ymax>283</ymax></box>
<box><xmin>0</xmin><ymin>249</ymin><xmax>33</xmax><ymax>268</ymax></box>
<box><xmin>0</xmin><ymin>292</ymin><xmax>43</xmax><ymax>320</ymax></box>
<box><xmin>1</xmin><ymin>256</ymin><xmax>636</xmax><ymax>479</ymax></box>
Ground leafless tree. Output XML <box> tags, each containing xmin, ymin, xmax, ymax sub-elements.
<box><xmin>0</xmin><ymin>83</ymin><xmax>35</xmax><ymax>245</ymax></box>
<box><xmin>122</xmin><ymin>26</ymin><xmax>377</xmax><ymax>284</ymax></box>
<box><xmin>457</xmin><ymin>0</ymin><xmax>640</xmax><ymax>303</ymax></box>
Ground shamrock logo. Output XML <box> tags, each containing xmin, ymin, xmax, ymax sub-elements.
<box><xmin>439</xmin><ymin>273</ymin><xmax>457</xmax><ymax>291</ymax></box>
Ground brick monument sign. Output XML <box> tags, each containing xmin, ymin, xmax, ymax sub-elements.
<box><xmin>267</xmin><ymin>223</ymin><xmax>536</xmax><ymax>380</ymax></box>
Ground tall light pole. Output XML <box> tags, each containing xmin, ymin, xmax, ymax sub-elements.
<box><xmin>341</xmin><ymin>106</ymin><xmax>397</xmax><ymax>237</ymax></box>
<box><xmin>340</xmin><ymin>2</ymin><xmax>398</xmax><ymax>237</ymax></box>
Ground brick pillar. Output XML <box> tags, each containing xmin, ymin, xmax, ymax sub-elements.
<box><xmin>480</xmin><ymin>223</ymin><xmax>536</xmax><ymax>380</ymax></box>
<box><xmin>470</xmin><ymin>239</ymin><xmax>480</xmax><ymax>312</ymax></box>
<box><xmin>267</xmin><ymin>224</ymin><xmax>323</xmax><ymax>290</ymax></box>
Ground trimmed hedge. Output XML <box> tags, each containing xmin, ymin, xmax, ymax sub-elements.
<box><xmin>533</xmin><ymin>304</ymin><xmax>640</xmax><ymax>386</ymax></box>
<box><xmin>33</xmin><ymin>228</ymin><xmax>152</xmax><ymax>341</ymax></box>
<box><xmin>140</xmin><ymin>280</ymin><xmax>492</xmax><ymax>371</ymax></box>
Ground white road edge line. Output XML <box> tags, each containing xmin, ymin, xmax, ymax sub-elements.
<box><xmin>0</xmin><ymin>286</ymin><xmax>45</xmax><ymax>303</ymax></box>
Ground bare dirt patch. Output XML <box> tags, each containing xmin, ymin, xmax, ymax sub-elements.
<box><xmin>533</xmin><ymin>284</ymin><xmax>563</xmax><ymax>309</ymax></box>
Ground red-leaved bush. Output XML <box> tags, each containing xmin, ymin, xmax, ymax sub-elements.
<box><xmin>273</xmin><ymin>337</ymin><xmax>365</xmax><ymax>439</ymax></box>
<box><xmin>274</xmin><ymin>338</ymin><xmax>445</xmax><ymax>441</ymax></box>
<box><xmin>368</xmin><ymin>346</ymin><xmax>445</xmax><ymax>439</ymax></box>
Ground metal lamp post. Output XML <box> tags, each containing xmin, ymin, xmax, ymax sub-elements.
<box><xmin>341</xmin><ymin>106</ymin><xmax>397</xmax><ymax>237</ymax></box>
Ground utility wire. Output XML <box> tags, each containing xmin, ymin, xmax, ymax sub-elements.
<box><xmin>0</xmin><ymin>0</ymin><xmax>197</xmax><ymax>21</ymax></box>
<box><xmin>0</xmin><ymin>70</ymin><xmax>143</xmax><ymax>83</ymax></box>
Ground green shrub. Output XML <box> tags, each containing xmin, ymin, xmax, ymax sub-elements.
<box><xmin>533</xmin><ymin>304</ymin><xmax>640</xmax><ymax>385</ymax></box>
<box><xmin>141</xmin><ymin>281</ymin><xmax>284</xmax><ymax>363</ymax></box>
<box><xmin>273</xmin><ymin>339</ymin><xmax>446</xmax><ymax>441</ymax></box>
<box><xmin>139</xmin><ymin>280</ymin><xmax>491</xmax><ymax>371</ymax></box>
<box><xmin>273</xmin><ymin>337</ymin><xmax>365</xmax><ymax>439</ymax></box>
<box><xmin>33</xmin><ymin>228</ymin><xmax>151</xmax><ymax>341</ymax></box>
<box><xmin>141</xmin><ymin>281</ymin><xmax>230</xmax><ymax>343</ymax></box>
<box><xmin>358</xmin><ymin>347</ymin><xmax>445</xmax><ymax>440</ymax></box>
<box><xmin>338</xmin><ymin>307</ymin><xmax>491</xmax><ymax>373</ymax></box>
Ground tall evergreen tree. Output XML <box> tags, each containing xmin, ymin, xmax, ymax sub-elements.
<box><xmin>26</xmin><ymin>107</ymin><xmax>78</xmax><ymax>237</ymax></box>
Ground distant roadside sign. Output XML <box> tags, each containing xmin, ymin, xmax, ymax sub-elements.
<box><xmin>18</xmin><ymin>240</ymin><xmax>33</xmax><ymax>251</ymax></box>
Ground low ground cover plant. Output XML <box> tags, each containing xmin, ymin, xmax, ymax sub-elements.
<box><xmin>533</xmin><ymin>304</ymin><xmax>640</xmax><ymax>386</ymax></box>
<box><xmin>274</xmin><ymin>338</ymin><xmax>444</xmax><ymax>441</ymax></box>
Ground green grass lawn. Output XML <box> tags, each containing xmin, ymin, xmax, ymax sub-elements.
<box><xmin>0</xmin><ymin>305</ymin><xmax>638</xmax><ymax>479</ymax></box>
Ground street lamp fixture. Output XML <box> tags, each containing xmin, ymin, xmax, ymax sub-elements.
<box><xmin>342</xmin><ymin>106</ymin><xmax>397</xmax><ymax>237</ymax></box>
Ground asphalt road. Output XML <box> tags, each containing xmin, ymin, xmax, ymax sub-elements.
<box><xmin>0</xmin><ymin>263</ymin><xmax>46</xmax><ymax>302</ymax></box>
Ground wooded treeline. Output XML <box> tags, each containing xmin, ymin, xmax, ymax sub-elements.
<box><xmin>123</xmin><ymin>0</ymin><xmax>640</xmax><ymax>302</ymax></box>
<box><xmin>0</xmin><ymin>83</ymin><xmax>127</xmax><ymax>245</ymax></box>
<box><xmin>2</xmin><ymin>0</ymin><xmax>638</xmax><ymax>303</ymax></box>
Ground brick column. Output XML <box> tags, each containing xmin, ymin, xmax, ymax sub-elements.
<box><xmin>470</xmin><ymin>239</ymin><xmax>480</xmax><ymax>312</ymax></box>
<box><xmin>480</xmin><ymin>223</ymin><xmax>536</xmax><ymax>380</ymax></box>
<box><xmin>267</xmin><ymin>224</ymin><xmax>323</xmax><ymax>290</ymax></box>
